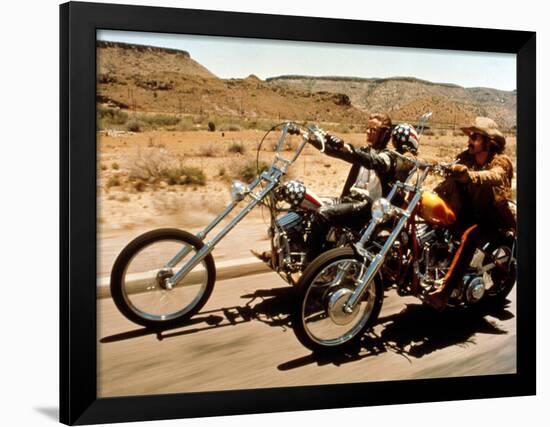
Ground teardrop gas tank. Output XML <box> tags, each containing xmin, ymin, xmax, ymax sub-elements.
<box><xmin>418</xmin><ymin>191</ymin><xmax>456</xmax><ymax>226</ymax></box>
<box><xmin>299</xmin><ymin>188</ymin><xmax>324</xmax><ymax>211</ymax></box>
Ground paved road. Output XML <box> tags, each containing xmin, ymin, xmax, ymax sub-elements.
<box><xmin>97</xmin><ymin>272</ymin><xmax>516</xmax><ymax>397</ymax></box>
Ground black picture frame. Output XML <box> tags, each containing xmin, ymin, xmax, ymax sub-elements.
<box><xmin>60</xmin><ymin>1</ymin><xmax>536</xmax><ymax>425</ymax></box>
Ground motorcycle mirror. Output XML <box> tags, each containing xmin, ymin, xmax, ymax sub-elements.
<box><xmin>416</xmin><ymin>111</ymin><xmax>433</xmax><ymax>138</ymax></box>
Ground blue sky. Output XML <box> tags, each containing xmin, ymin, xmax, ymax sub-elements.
<box><xmin>97</xmin><ymin>30</ymin><xmax>516</xmax><ymax>91</ymax></box>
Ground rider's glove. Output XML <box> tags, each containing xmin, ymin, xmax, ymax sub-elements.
<box><xmin>325</xmin><ymin>134</ymin><xmax>344</xmax><ymax>150</ymax></box>
<box><xmin>287</xmin><ymin>124</ymin><xmax>301</xmax><ymax>135</ymax></box>
<box><xmin>449</xmin><ymin>164</ymin><xmax>470</xmax><ymax>183</ymax></box>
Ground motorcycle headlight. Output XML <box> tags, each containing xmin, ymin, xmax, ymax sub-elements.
<box><xmin>230</xmin><ymin>180</ymin><xmax>248</xmax><ymax>202</ymax></box>
<box><xmin>371</xmin><ymin>198</ymin><xmax>392</xmax><ymax>223</ymax></box>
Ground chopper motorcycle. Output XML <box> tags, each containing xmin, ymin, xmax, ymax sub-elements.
<box><xmin>110</xmin><ymin>122</ymin><xmax>363</xmax><ymax>328</ymax></box>
<box><xmin>292</xmin><ymin>154</ymin><xmax>517</xmax><ymax>352</ymax></box>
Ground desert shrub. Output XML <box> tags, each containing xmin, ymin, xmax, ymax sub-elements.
<box><xmin>129</xmin><ymin>147</ymin><xmax>172</xmax><ymax>181</ymax></box>
<box><xmin>176</xmin><ymin>116</ymin><xmax>196</xmax><ymax>131</ymax></box>
<box><xmin>179</xmin><ymin>167</ymin><xmax>206</xmax><ymax>186</ymax></box>
<box><xmin>269</xmin><ymin>138</ymin><xmax>298</xmax><ymax>152</ymax></box>
<box><xmin>137</xmin><ymin>113</ymin><xmax>180</xmax><ymax>128</ymax></box>
<box><xmin>160</xmin><ymin>166</ymin><xmax>205</xmax><ymax>186</ymax></box>
<box><xmin>129</xmin><ymin>146</ymin><xmax>206</xmax><ymax>186</ymax></box>
<box><xmin>246</xmin><ymin>120</ymin><xmax>258</xmax><ymax>129</ymax></box>
<box><xmin>333</xmin><ymin>124</ymin><xmax>351</xmax><ymax>133</ymax></box>
<box><xmin>193</xmin><ymin>114</ymin><xmax>208</xmax><ymax>125</ymax></box>
<box><xmin>111</xmin><ymin>162</ymin><xmax>119</xmax><ymax>170</ymax></box>
<box><xmin>126</xmin><ymin>119</ymin><xmax>142</xmax><ymax>132</ymax></box>
<box><xmin>106</xmin><ymin>176</ymin><xmax>121</xmax><ymax>187</ymax></box>
<box><xmin>97</xmin><ymin>106</ymin><xmax>128</xmax><ymax>129</ymax></box>
<box><xmin>238</xmin><ymin>160</ymin><xmax>269</xmax><ymax>183</ymax></box>
<box><xmin>208</xmin><ymin>121</ymin><xmax>216</xmax><ymax>132</ymax></box>
<box><xmin>227</xmin><ymin>141</ymin><xmax>246</xmax><ymax>154</ymax></box>
<box><xmin>132</xmin><ymin>180</ymin><xmax>147</xmax><ymax>192</ymax></box>
<box><xmin>198</xmin><ymin>143</ymin><xmax>221</xmax><ymax>157</ymax></box>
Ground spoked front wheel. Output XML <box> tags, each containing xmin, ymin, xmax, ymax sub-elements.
<box><xmin>292</xmin><ymin>247</ymin><xmax>383</xmax><ymax>353</ymax></box>
<box><xmin>110</xmin><ymin>229</ymin><xmax>216</xmax><ymax>328</ymax></box>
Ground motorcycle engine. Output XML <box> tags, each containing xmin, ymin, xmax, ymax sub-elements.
<box><xmin>417</xmin><ymin>224</ymin><xmax>457</xmax><ymax>289</ymax></box>
<box><xmin>271</xmin><ymin>211</ymin><xmax>310</xmax><ymax>273</ymax></box>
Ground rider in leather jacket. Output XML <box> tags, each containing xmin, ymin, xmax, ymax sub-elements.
<box><xmin>307</xmin><ymin>114</ymin><xmax>416</xmax><ymax>228</ymax></box>
<box><xmin>252</xmin><ymin>114</ymin><xmax>418</xmax><ymax>265</ymax></box>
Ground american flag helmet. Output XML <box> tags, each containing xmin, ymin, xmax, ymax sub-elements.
<box><xmin>279</xmin><ymin>180</ymin><xmax>306</xmax><ymax>206</ymax></box>
<box><xmin>391</xmin><ymin>123</ymin><xmax>419</xmax><ymax>155</ymax></box>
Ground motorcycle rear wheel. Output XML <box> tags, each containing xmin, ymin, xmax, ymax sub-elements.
<box><xmin>110</xmin><ymin>229</ymin><xmax>216</xmax><ymax>328</ymax></box>
<box><xmin>481</xmin><ymin>242</ymin><xmax>516</xmax><ymax>303</ymax></box>
<box><xmin>292</xmin><ymin>247</ymin><xmax>383</xmax><ymax>353</ymax></box>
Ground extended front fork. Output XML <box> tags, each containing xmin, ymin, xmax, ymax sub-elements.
<box><xmin>343</xmin><ymin>175</ymin><xmax>426</xmax><ymax>313</ymax></box>
<box><xmin>164</xmin><ymin>169</ymin><xmax>282</xmax><ymax>288</ymax></box>
<box><xmin>162</xmin><ymin>123</ymin><xmax>309</xmax><ymax>288</ymax></box>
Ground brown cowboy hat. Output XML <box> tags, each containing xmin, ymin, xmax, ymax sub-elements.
<box><xmin>461</xmin><ymin>117</ymin><xmax>506</xmax><ymax>152</ymax></box>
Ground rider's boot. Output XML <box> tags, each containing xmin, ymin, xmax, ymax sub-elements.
<box><xmin>427</xmin><ymin>224</ymin><xmax>479</xmax><ymax>311</ymax></box>
<box><xmin>251</xmin><ymin>249</ymin><xmax>273</xmax><ymax>268</ymax></box>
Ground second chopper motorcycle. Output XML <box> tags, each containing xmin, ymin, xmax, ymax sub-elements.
<box><xmin>292</xmin><ymin>154</ymin><xmax>517</xmax><ymax>352</ymax></box>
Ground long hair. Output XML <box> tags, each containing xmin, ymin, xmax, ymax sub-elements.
<box><xmin>369</xmin><ymin>113</ymin><xmax>392</xmax><ymax>148</ymax></box>
<box><xmin>481</xmin><ymin>134</ymin><xmax>506</xmax><ymax>155</ymax></box>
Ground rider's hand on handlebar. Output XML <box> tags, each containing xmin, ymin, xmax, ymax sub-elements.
<box><xmin>287</xmin><ymin>124</ymin><xmax>302</xmax><ymax>136</ymax></box>
<box><xmin>325</xmin><ymin>134</ymin><xmax>344</xmax><ymax>150</ymax></box>
<box><xmin>449</xmin><ymin>164</ymin><xmax>470</xmax><ymax>183</ymax></box>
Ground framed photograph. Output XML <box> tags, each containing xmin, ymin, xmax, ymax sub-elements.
<box><xmin>60</xmin><ymin>1</ymin><xmax>536</xmax><ymax>425</ymax></box>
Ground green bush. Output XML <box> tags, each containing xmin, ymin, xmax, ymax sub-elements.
<box><xmin>198</xmin><ymin>144</ymin><xmax>220</xmax><ymax>157</ymax></box>
<box><xmin>106</xmin><ymin>176</ymin><xmax>121</xmax><ymax>187</ymax></box>
<box><xmin>160</xmin><ymin>166</ymin><xmax>206</xmax><ymax>186</ymax></box>
<box><xmin>180</xmin><ymin>167</ymin><xmax>206</xmax><ymax>186</ymax></box>
<box><xmin>137</xmin><ymin>114</ymin><xmax>180</xmax><ymax>128</ymax></box>
<box><xmin>126</xmin><ymin>119</ymin><xmax>142</xmax><ymax>132</ymax></box>
<box><xmin>227</xmin><ymin>142</ymin><xmax>246</xmax><ymax>154</ymax></box>
<box><xmin>176</xmin><ymin>117</ymin><xmax>196</xmax><ymax>131</ymax></box>
<box><xmin>97</xmin><ymin>106</ymin><xmax>128</xmax><ymax>129</ymax></box>
<box><xmin>238</xmin><ymin>160</ymin><xmax>269</xmax><ymax>183</ymax></box>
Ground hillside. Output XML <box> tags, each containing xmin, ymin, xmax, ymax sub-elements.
<box><xmin>97</xmin><ymin>41</ymin><xmax>516</xmax><ymax>129</ymax></box>
<box><xmin>97</xmin><ymin>41</ymin><xmax>366</xmax><ymax>125</ymax></box>
<box><xmin>267</xmin><ymin>75</ymin><xmax>516</xmax><ymax>128</ymax></box>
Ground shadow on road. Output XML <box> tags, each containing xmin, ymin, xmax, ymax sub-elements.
<box><xmin>278</xmin><ymin>299</ymin><xmax>514</xmax><ymax>370</ymax></box>
<box><xmin>100</xmin><ymin>286</ymin><xmax>514</xmax><ymax>369</ymax></box>
<box><xmin>100</xmin><ymin>286</ymin><xmax>294</xmax><ymax>343</ymax></box>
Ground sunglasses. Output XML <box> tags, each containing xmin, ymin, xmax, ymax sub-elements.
<box><xmin>366</xmin><ymin>125</ymin><xmax>388</xmax><ymax>133</ymax></box>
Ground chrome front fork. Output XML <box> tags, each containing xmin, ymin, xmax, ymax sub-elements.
<box><xmin>165</xmin><ymin>170</ymin><xmax>282</xmax><ymax>288</ymax></box>
<box><xmin>344</xmin><ymin>190</ymin><xmax>422</xmax><ymax>313</ymax></box>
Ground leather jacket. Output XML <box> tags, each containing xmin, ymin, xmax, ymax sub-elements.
<box><xmin>307</xmin><ymin>135</ymin><xmax>413</xmax><ymax>198</ymax></box>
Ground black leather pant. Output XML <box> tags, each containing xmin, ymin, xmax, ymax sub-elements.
<box><xmin>318</xmin><ymin>197</ymin><xmax>372</xmax><ymax>229</ymax></box>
